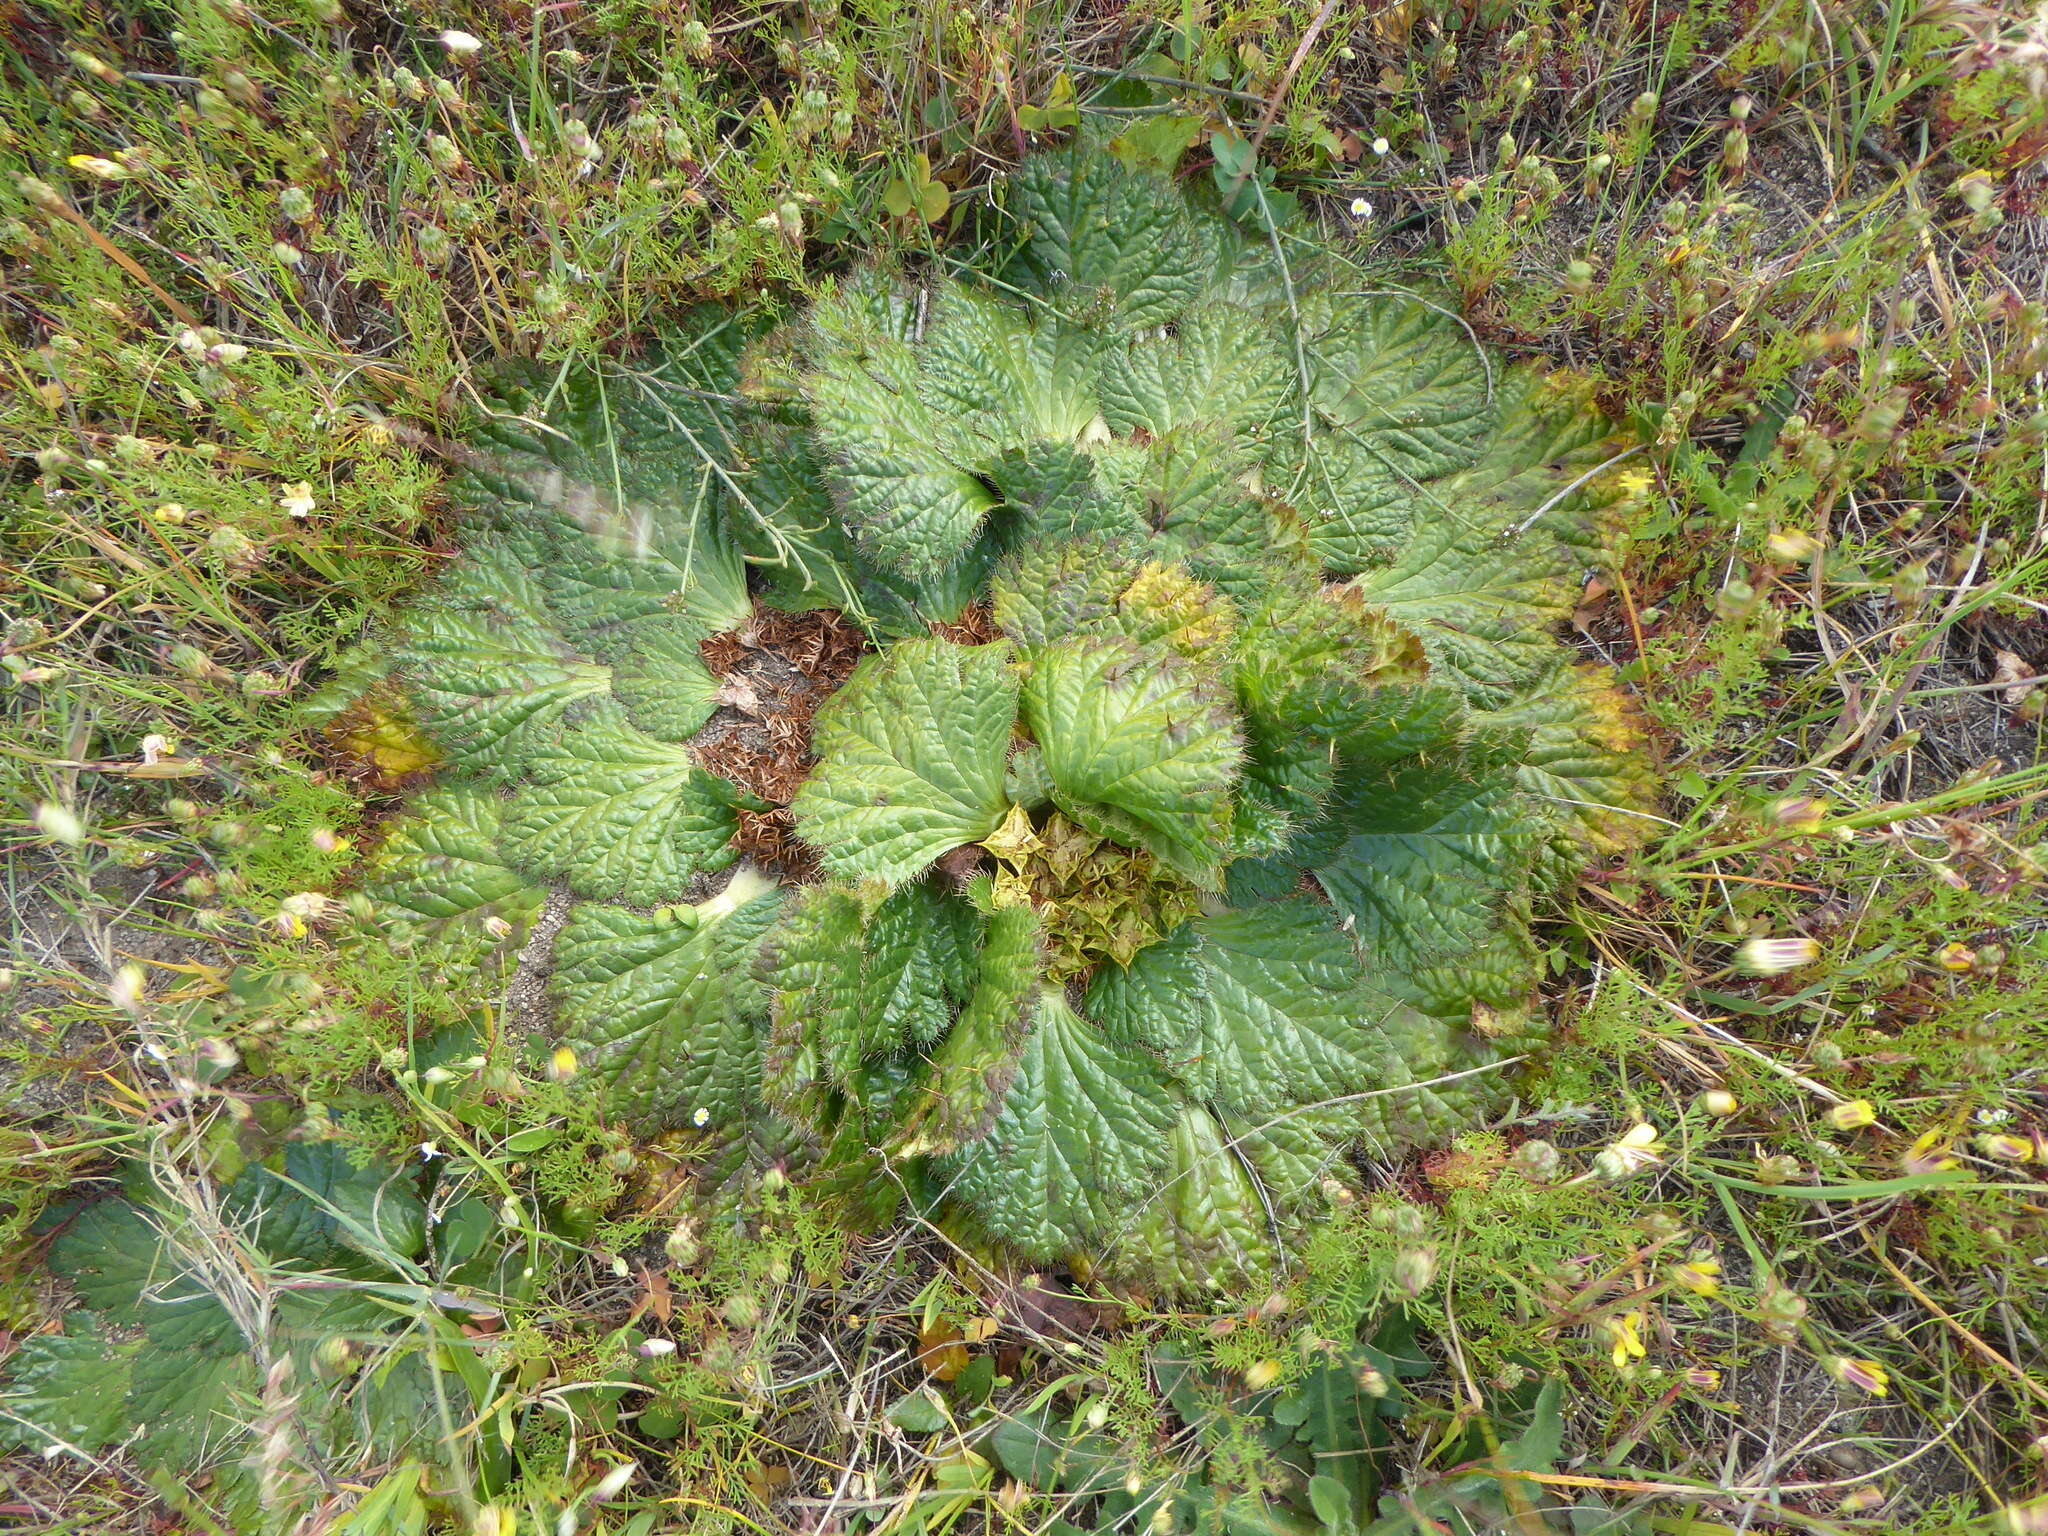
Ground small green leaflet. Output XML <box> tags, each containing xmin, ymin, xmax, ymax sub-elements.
<box><xmin>793</xmin><ymin>638</ymin><xmax>1020</xmax><ymax>887</ymax></box>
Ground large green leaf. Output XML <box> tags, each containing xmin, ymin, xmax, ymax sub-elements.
<box><xmin>939</xmin><ymin>988</ymin><xmax>1179</xmax><ymax>1260</ymax></box>
<box><xmin>1007</xmin><ymin>149</ymin><xmax>1216</xmax><ymax>327</ymax></box>
<box><xmin>226</xmin><ymin>1141</ymin><xmax>428</xmax><ymax>1268</ymax></box>
<box><xmin>1020</xmin><ymin>637</ymin><xmax>1240</xmax><ymax>886</ymax></box>
<box><xmin>760</xmin><ymin>884</ymin><xmax>868</xmax><ymax>1111</ymax></box>
<box><xmin>48</xmin><ymin>1200</ymin><xmax>240</xmax><ymax>1355</ymax></box>
<box><xmin>129</xmin><ymin>1348</ymin><xmax>259</xmax><ymax>1463</ymax></box>
<box><xmin>1113</xmin><ymin>1105</ymin><xmax>1277</xmax><ymax>1292</ymax></box>
<box><xmin>393</xmin><ymin>584</ymin><xmax>610</xmax><ymax>781</ymax></box>
<box><xmin>1345</xmin><ymin>514</ymin><xmax>1581</xmax><ymax>709</ymax></box>
<box><xmin>764</xmin><ymin>879</ymin><xmax>980</xmax><ymax>1104</ymax></box>
<box><xmin>918</xmin><ymin>283</ymin><xmax>1107</xmax><ymax>449</ymax></box>
<box><xmin>1475</xmin><ymin>659</ymin><xmax>1659</xmax><ymax>860</ymax></box>
<box><xmin>805</xmin><ymin>281</ymin><xmax>998</xmax><ymax>575</ymax></box>
<box><xmin>1088</xmin><ymin>902</ymin><xmax>1391</xmax><ymax>1109</ymax></box>
<box><xmin>897</xmin><ymin>901</ymin><xmax>1043</xmax><ymax>1155</ymax></box>
<box><xmin>0</xmin><ymin>1321</ymin><xmax>138</xmax><ymax>1453</ymax></box>
<box><xmin>364</xmin><ymin>788</ymin><xmax>546</xmax><ymax>932</ymax></box>
<box><xmin>1310</xmin><ymin>751</ymin><xmax>1542</xmax><ymax>1014</ymax></box>
<box><xmin>995</xmin><ymin>540</ymin><xmax>1233</xmax><ymax>666</ymax></box>
<box><xmin>1099</xmin><ymin>304</ymin><xmax>1293</xmax><ymax>442</ymax></box>
<box><xmin>987</xmin><ymin>443</ymin><xmax>1142</xmax><ymax>543</ymax></box>
<box><xmin>793</xmin><ymin>638</ymin><xmax>1020</xmax><ymax>887</ymax></box>
<box><xmin>550</xmin><ymin>871</ymin><xmax>784</xmax><ymax>1133</ymax></box>
<box><xmin>1305</xmin><ymin>294</ymin><xmax>1492</xmax><ymax>484</ymax></box>
<box><xmin>499</xmin><ymin>712</ymin><xmax>738</xmax><ymax>906</ymax></box>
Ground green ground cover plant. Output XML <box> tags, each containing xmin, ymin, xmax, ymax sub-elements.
<box><xmin>354</xmin><ymin>143</ymin><xmax>1655</xmax><ymax>1291</ymax></box>
<box><xmin>2</xmin><ymin>1</ymin><xmax>2045</xmax><ymax>1533</ymax></box>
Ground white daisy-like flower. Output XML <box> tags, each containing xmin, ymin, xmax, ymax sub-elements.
<box><xmin>1349</xmin><ymin>196</ymin><xmax>1374</xmax><ymax>218</ymax></box>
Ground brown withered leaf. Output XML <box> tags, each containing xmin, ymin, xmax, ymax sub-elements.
<box><xmin>916</xmin><ymin>1320</ymin><xmax>969</xmax><ymax>1381</ymax></box>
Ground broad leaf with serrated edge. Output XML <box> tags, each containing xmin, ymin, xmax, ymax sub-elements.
<box><xmin>793</xmin><ymin>638</ymin><xmax>1019</xmax><ymax>886</ymax></box>
<box><xmin>48</xmin><ymin>1200</ymin><xmax>240</xmax><ymax>1355</ymax></box>
<box><xmin>896</xmin><ymin>902</ymin><xmax>1043</xmax><ymax>1155</ymax></box>
<box><xmin>0</xmin><ymin>1322</ymin><xmax>138</xmax><ymax>1452</ymax></box>
<box><xmin>1091</xmin><ymin>902</ymin><xmax>1423</xmax><ymax>1110</ymax></box>
<box><xmin>1311</xmin><ymin>750</ymin><xmax>1541</xmax><ymax>1014</ymax></box>
<box><xmin>918</xmin><ymin>284</ymin><xmax>1107</xmax><ymax>449</ymax></box>
<box><xmin>805</xmin><ymin>285</ymin><xmax>997</xmax><ymax>575</ymax></box>
<box><xmin>1111</xmin><ymin>1105</ymin><xmax>1276</xmax><ymax>1292</ymax></box>
<box><xmin>939</xmin><ymin>988</ymin><xmax>1177</xmax><ymax>1260</ymax></box>
<box><xmin>500</xmin><ymin>712</ymin><xmax>737</xmax><ymax>906</ymax></box>
<box><xmin>1100</xmin><ymin>305</ymin><xmax>1292</xmax><ymax>442</ymax></box>
<box><xmin>551</xmin><ymin>871</ymin><xmax>783</xmax><ymax>1133</ymax></box>
<box><xmin>394</xmin><ymin>602</ymin><xmax>610</xmax><ymax>781</ymax></box>
<box><xmin>1346</xmin><ymin>514</ymin><xmax>1580</xmax><ymax>708</ymax></box>
<box><xmin>1021</xmin><ymin>637</ymin><xmax>1240</xmax><ymax>886</ymax></box>
<box><xmin>995</xmin><ymin>541</ymin><xmax>1233</xmax><ymax>665</ymax></box>
<box><xmin>226</xmin><ymin>1141</ymin><xmax>428</xmax><ymax>1268</ymax></box>
<box><xmin>365</xmin><ymin>788</ymin><xmax>545</xmax><ymax>931</ymax></box>
<box><xmin>1007</xmin><ymin>149</ymin><xmax>1215</xmax><ymax>327</ymax></box>
<box><xmin>1476</xmin><ymin>658</ymin><xmax>1657</xmax><ymax>858</ymax></box>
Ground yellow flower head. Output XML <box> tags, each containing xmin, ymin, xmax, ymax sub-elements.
<box><xmin>1595</xmin><ymin>1121</ymin><xmax>1667</xmax><ymax>1179</ymax></box>
<box><xmin>1671</xmin><ymin>1258</ymin><xmax>1722</xmax><ymax>1298</ymax></box>
<box><xmin>1605</xmin><ymin>1311</ymin><xmax>1648</xmax><ymax>1368</ymax></box>
<box><xmin>1827</xmin><ymin>1100</ymin><xmax>1877</xmax><ymax>1132</ymax></box>
<box><xmin>1828</xmin><ymin>1357</ymin><xmax>1889</xmax><ymax>1397</ymax></box>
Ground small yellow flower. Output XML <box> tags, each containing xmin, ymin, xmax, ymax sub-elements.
<box><xmin>67</xmin><ymin>154</ymin><xmax>128</xmax><ymax>180</ymax></box>
<box><xmin>1900</xmin><ymin>1130</ymin><xmax>1957</xmax><ymax>1175</ymax></box>
<box><xmin>1975</xmin><ymin>1133</ymin><xmax>2033</xmax><ymax>1162</ymax></box>
<box><xmin>279</xmin><ymin>481</ymin><xmax>317</xmax><ymax>518</ymax></box>
<box><xmin>1685</xmin><ymin>1366</ymin><xmax>1722</xmax><ymax>1391</ymax></box>
<box><xmin>547</xmin><ymin>1045</ymin><xmax>578</xmax><ymax>1081</ymax></box>
<box><xmin>1767</xmin><ymin>529</ymin><xmax>1824</xmax><ymax>563</ymax></box>
<box><xmin>1242</xmin><ymin>1359</ymin><xmax>1284</xmax><ymax>1391</ymax></box>
<box><xmin>1615</xmin><ymin>468</ymin><xmax>1655</xmax><ymax>498</ymax></box>
<box><xmin>1828</xmin><ymin>1357</ymin><xmax>1889</xmax><ymax>1396</ymax></box>
<box><xmin>1736</xmin><ymin>936</ymin><xmax>1819</xmax><ymax>976</ymax></box>
<box><xmin>1595</xmin><ymin>1121</ymin><xmax>1666</xmax><ymax>1179</ymax></box>
<box><xmin>1605</xmin><ymin>1311</ymin><xmax>1647</xmax><ymax>1368</ymax></box>
<box><xmin>1827</xmin><ymin>1100</ymin><xmax>1877</xmax><ymax>1131</ymax></box>
<box><xmin>1671</xmin><ymin>1258</ymin><xmax>1722</xmax><ymax>1298</ymax></box>
<box><xmin>1935</xmin><ymin>941</ymin><xmax>1977</xmax><ymax>972</ymax></box>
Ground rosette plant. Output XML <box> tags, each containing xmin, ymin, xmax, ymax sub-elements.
<box><xmin>361</xmin><ymin>145</ymin><xmax>1653</xmax><ymax>1289</ymax></box>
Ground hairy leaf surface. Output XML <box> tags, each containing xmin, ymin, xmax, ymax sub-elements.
<box><xmin>793</xmin><ymin>638</ymin><xmax>1019</xmax><ymax>886</ymax></box>
<box><xmin>500</xmin><ymin>713</ymin><xmax>738</xmax><ymax>906</ymax></box>
<box><xmin>552</xmin><ymin>874</ymin><xmax>784</xmax><ymax>1133</ymax></box>
<box><xmin>364</xmin><ymin>787</ymin><xmax>545</xmax><ymax>931</ymax></box>
<box><xmin>940</xmin><ymin>989</ymin><xmax>1178</xmax><ymax>1260</ymax></box>
<box><xmin>1021</xmin><ymin>637</ymin><xmax>1240</xmax><ymax>886</ymax></box>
